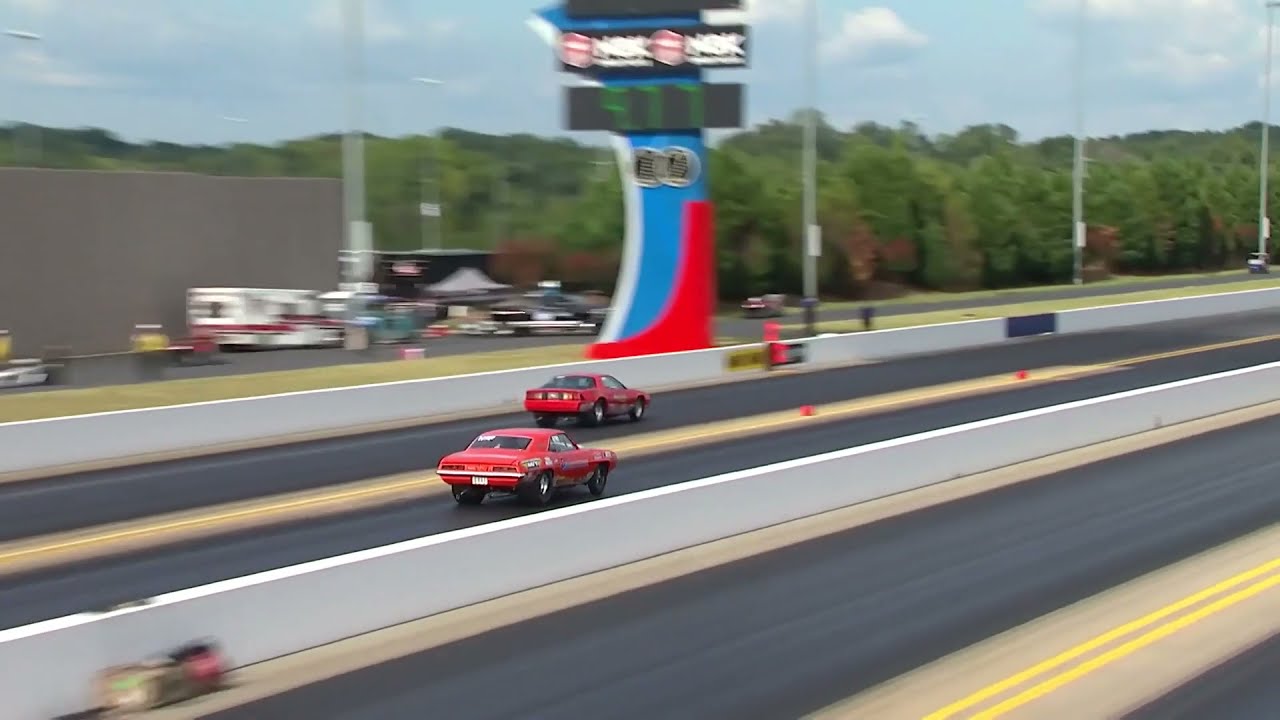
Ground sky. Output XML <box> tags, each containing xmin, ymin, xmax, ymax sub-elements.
<box><xmin>0</xmin><ymin>0</ymin><xmax>1272</xmax><ymax>146</ymax></box>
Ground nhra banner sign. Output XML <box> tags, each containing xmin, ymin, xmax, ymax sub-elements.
<box><xmin>558</xmin><ymin>25</ymin><xmax>750</xmax><ymax>76</ymax></box>
<box><xmin>724</xmin><ymin>346</ymin><xmax>765</xmax><ymax>372</ymax></box>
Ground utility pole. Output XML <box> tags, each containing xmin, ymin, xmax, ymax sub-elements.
<box><xmin>1070</xmin><ymin>0</ymin><xmax>1087</xmax><ymax>285</ymax></box>
<box><xmin>340</xmin><ymin>0</ymin><xmax>370</xmax><ymax>286</ymax></box>
<box><xmin>800</xmin><ymin>0</ymin><xmax>819</xmax><ymax>334</ymax></box>
<box><xmin>1261</xmin><ymin>2</ymin><xmax>1280</xmax><ymax>257</ymax></box>
<box><xmin>412</xmin><ymin>77</ymin><xmax>444</xmax><ymax>251</ymax></box>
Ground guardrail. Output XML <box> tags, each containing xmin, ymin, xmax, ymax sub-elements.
<box><xmin>1</xmin><ymin>286</ymin><xmax>1278</xmax><ymax>476</ymax></box>
<box><xmin>6</xmin><ymin>360</ymin><xmax>1280</xmax><ymax>719</ymax></box>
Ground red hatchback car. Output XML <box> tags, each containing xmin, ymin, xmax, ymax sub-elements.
<box><xmin>523</xmin><ymin>373</ymin><xmax>650</xmax><ymax>427</ymax></box>
<box><xmin>436</xmin><ymin>428</ymin><xmax>618</xmax><ymax>506</ymax></box>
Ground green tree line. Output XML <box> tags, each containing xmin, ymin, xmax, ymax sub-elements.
<box><xmin>2</xmin><ymin>115</ymin><xmax>1275</xmax><ymax>299</ymax></box>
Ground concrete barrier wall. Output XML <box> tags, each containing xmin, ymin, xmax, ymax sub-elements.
<box><xmin>1055</xmin><ymin>287</ymin><xmax>1280</xmax><ymax>334</ymax></box>
<box><xmin>0</xmin><ymin>345</ymin><xmax>731</xmax><ymax>474</ymax></box>
<box><xmin>2</xmin><ymin>286</ymin><xmax>1278</xmax><ymax>476</ymax></box>
<box><xmin>6</xmin><ymin>360</ymin><xmax>1280</xmax><ymax>719</ymax></box>
<box><xmin>806</xmin><ymin>319</ymin><xmax>1007</xmax><ymax>366</ymax></box>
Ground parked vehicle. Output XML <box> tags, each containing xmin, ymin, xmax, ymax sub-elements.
<box><xmin>187</xmin><ymin>287</ymin><xmax>344</xmax><ymax>350</ymax></box>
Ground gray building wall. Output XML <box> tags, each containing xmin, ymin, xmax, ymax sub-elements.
<box><xmin>0</xmin><ymin>168</ymin><xmax>342</xmax><ymax>356</ymax></box>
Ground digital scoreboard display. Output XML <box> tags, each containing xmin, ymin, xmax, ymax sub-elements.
<box><xmin>564</xmin><ymin>82</ymin><xmax>743</xmax><ymax>132</ymax></box>
<box><xmin>564</xmin><ymin>0</ymin><xmax>742</xmax><ymax>18</ymax></box>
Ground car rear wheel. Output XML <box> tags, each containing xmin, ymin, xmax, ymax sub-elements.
<box><xmin>534</xmin><ymin>414</ymin><xmax>557</xmax><ymax>428</ymax></box>
<box><xmin>581</xmin><ymin>399</ymin><xmax>607</xmax><ymax>427</ymax></box>
<box><xmin>629</xmin><ymin>398</ymin><xmax>646</xmax><ymax>422</ymax></box>
<box><xmin>452</xmin><ymin>486</ymin><xmax>486</xmax><ymax>506</ymax></box>
<box><xmin>518</xmin><ymin>471</ymin><xmax>555</xmax><ymax>506</ymax></box>
<box><xmin>586</xmin><ymin>464</ymin><xmax>609</xmax><ymax>497</ymax></box>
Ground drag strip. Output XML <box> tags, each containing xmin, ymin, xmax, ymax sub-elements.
<box><xmin>196</xmin><ymin>412</ymin><xmax>1280</xmax><ymax>720</ymax></box>
<box><xmin>4</xmin><ymin>336</ymin><xmax>1280</xmax><ymax>631</ymax></box>
<box><xmin>4</xmin><ymin>311</ymin><xmax>1280</xmax><ymax>542</ymax></box>
<box><xmin>1123</xmin><ymin>631</ymin><xmax>1280</xmax><ymax>720</ymax></box>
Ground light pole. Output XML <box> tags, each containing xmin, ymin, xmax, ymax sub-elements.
<box><xmin>1070</xmin><ymin>0</ymin><xmax>1087</xmax><ymax>285</ymax></box>
<box><xmin>412</xmin><ymin>77</ymin><xmax>444</xmax><ymax>251</ymax></box>
<box><xmin>801</xmin><ymin>0</ymin><xmax>819</xmax><ymax>335</ymax></box>
<box><xmin>4</xmin><ymin>29</ymin><xmax>43</xmax><ymax>166</ymax></box>
<box><xmin>340</xmin><ymin>0</ymin><xmax>370</xmax><ymax>290</ymax></box>
<box><xmin>1261</xmin><ymin>2</ymin><xmax>1280</xmax><ymax>258</ymax></box>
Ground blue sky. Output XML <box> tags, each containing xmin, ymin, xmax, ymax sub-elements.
<box><xmin>0</xmin><ymin>0</ymin><xmax>1269</xmax><ymax>145</ymax></box>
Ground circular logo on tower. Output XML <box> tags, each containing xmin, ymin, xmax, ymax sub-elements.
<box><xmin>649</xmin><ymin>29</ymin><xmax>686</xmax><ymax>66</ymax></box>
<box><xmin>660</xmin><ymin>146</ymin><xmax>699</xmax><ymax>187</ymax></box>
<box><xmin>631</xmin><ymin>147</ymin><xmax>664</xmax><ymax>188</ymax></box>
<box><xmin>629</xmin><ymin>146</ymin><xmax>700</xmax><ymax>188</ymax></box>
<box><xmin>559</xmin><ymin>32</ymin><xmax>594</xmax><ymax>69</ymax></box>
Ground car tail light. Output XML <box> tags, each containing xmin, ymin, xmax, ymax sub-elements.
<box><xmin>440</xmin><ymin>464</ymin><xmax>465</xmax><ymax>471</ymax></box>
<box><xmin>528</xmin><ymin>391</ymin><xmax>545</xmax><ymax>400</ymax></box>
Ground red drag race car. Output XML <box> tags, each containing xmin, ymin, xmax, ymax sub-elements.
<box><xmin>436</xmin><ymin>428</ymin><xmax>619</xmax><ymax>506</ymax></box>
<box><xmin>523</xmin><ymin>373</ymin><xmax>650</xmax><ymax>427</ymax></box>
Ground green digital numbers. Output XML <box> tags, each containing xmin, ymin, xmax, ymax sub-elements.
<box><xmin>677</xmin><ymin>84</ymin><xmax>703</xmax><ymax>129</ymax></box>
<box><xmin>640</xmin><ymin>85</ymin><xmax>661</xmax><ymax>129</ymax></box>
<box><xmin>589</xmin><ymin>83</ymin><xmax>722</xmax><ymax>131</ymax></box>
<box><xmin>602</xmin><ymin>87</ymin><xmax>632</xmax><ymax>131</ymax></box>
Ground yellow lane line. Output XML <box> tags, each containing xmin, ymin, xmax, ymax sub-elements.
<box><xmin>924</xmin><ymin>557</ymin><xmax>1280</xmax><ymax>719</ymax></box>
<box><xmin>2</xmin><ymin>332</ymin><xmax>1275</xmax><ymax>571</ymax></box>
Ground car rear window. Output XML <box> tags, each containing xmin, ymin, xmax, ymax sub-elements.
<box><xmin>469</xmin><ymin>435</ymin><xmax>533</xmax><ymax>450</ymax></box>
<box><xmin>541</xmin><ymin>375</ymin><xmax>595</xmax><ymax>390</ymax></box>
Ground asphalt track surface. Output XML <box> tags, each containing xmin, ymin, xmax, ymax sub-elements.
<box><xmin>8</xmin><ymin>309</ymin><xmax>1280</xmax><ymax>542</ymax></box>
<box><xmin>5</xmin><ymin>313</ymin><xmax>1280</xmax><ymax>631</ymax></box>
<box><xmin>9</xmin><ymin>272</ymin><xmax>1270</xmax><ymax>390</ymax></box>
<box><xmin>1124</xmin><ymin>631</ymin><xmax>1280</xmax><ymax>720</ymax></box>
<box><xmin>201</xmin><ymin>412</ymin><xmax>1280</xmax><ymax>720</ymax></box>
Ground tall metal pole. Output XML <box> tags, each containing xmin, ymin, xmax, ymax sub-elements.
<box><xmin>4</xmin><ymin>30</ymin><xmax>43</xmax><ymax>166</ymax></box>
<box><xmin>340</xmin><ymin>0</ymin><xmax>368</xmax><ymax>284</ymax></box>
<box><xmin>801</xmin><ymin>0</ymin><xmax>819</xmax><ymax>335</ymax></box>
<box><xmin>1261</xmin><ymin>3</ymin><xmax>1279</xmax><ymax>257</ymax></box>
<box><xmin>413</xmin><ymin>77</ymin><xmax>444</xmax><ymax>251</ymax></box>
<box><xmin>1070</xmin><ymin>0</ymin><xmax>1086</xmax><ymax>285</ymax></box>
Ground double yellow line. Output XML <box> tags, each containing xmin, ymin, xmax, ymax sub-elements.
<box><xmin>926</xmin><ymin>557</ymin><xmax>1280</xmax><ymax>719</ymax></box>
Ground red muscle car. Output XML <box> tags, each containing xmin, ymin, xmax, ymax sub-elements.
<box><xmin>523</xmin><ymin>373</ymin><xmax>650</xmax><ymax>427</ymax></box>
<box><xmin>437</xmin><ymin>428</ymin><xmax>618</xmax><ymax>506</ymax></box>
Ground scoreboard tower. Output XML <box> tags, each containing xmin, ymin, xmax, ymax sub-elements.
<box><xmin>532</xmin><ymin>0</ymin><xmax>748</xmax><ymax>359</ymax></box>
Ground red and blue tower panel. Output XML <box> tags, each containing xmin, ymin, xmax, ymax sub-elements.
<box><xmin>531</xmin><ymin>0</ymin><xmax>748</xmax><ymax>359</ymax></box>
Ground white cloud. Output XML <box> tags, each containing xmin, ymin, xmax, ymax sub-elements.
<box><xmin>1129</xmin><ymin>45</ymin><xmax>1236</xmax><ymax>87</ymax></box>
<box><xmin>1034</xmin><ymin>0</ymin><xmax>1253</xmax><ymax>87</ymax></box>
<box><xmin>307</xmin><ymin>0</ymin><xmax>408</xmax><ymax>43</ymax></box>
<box><xmin>742</xmin><ymin>0</ymin><xmax>804</xmax><ymax>23</ymax></box>
<box><xmin>820</xmin><ymin>7</ymin><xmax>927</xmax><ymax>63</ymax></box>
<box><xmin>3</xmin><ymin>0</ymin><xmax>55</xmax><ymax>16</ymax></box>
<box><xmin>4</xmin><ymin>45</ymin><xmax>116</xmax><ymax>88</ymax></box>
<box><xmin>425</xmin><ymin>18</ymin><xmax>459</xmax><ymax>39</ymax></box>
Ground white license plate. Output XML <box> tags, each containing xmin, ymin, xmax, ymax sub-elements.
<box><xmin>471</xmin><ymin>476</ymin><xmax>489</xmax><ymax>486</ymax></box>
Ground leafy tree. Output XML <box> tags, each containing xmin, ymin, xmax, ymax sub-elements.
<box><xmin>2</xmin><ymin>115</ymin><xmax>1272</xmax><ymax>299</ymax></box>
